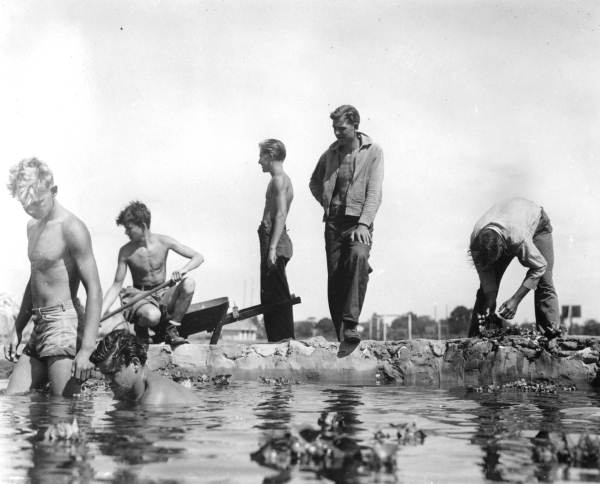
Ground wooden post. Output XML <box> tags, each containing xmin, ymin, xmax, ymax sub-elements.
<box><xmin>408</xmin><ymin>313</ymin><xmax>412</xmax><ymax>340</ymax></box>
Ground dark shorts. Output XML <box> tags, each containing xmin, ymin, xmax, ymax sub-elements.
<box><xmin>23</xmin><ymin>299</ymin><xmax>84</xmax><ymax>360</ymax></box>
<box><xmin>120</xmin><ymin>286</ymin><xmax>175</xmax><ymax>324</ymax></box>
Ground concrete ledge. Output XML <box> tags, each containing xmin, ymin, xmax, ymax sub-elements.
<box><xmin>146</xmin><ymin>335</ymin><xmax>600</xmax><ymax>388</ymax></box>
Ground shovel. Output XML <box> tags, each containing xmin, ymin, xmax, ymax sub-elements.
<box><xmin>100</xmin><ymin>279</ymin><xmax>176</xmax><ymax>323</ymax></box>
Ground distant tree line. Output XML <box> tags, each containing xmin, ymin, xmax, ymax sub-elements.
<box><xmin>292</xmin><ymin>305</ymin><xmax>475</xmax><ymax>341</ymax></box>
<box><xmin>273</xmin><ymin>312</ymin><xmax>600</xmax><ymax>341</ymax></box>
<box><xmin>568</xmin><ymin>319</ymin><xmax>600</xmax><ymax>336</ymax></box>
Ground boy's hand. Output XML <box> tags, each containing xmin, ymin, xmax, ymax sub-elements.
<box><xmin>351</xmin><ymin>225</ymin><xmax>372</xmax><ymax>245</ymax></box>
<box><xmin>4</xmin><ymin>329</ymin><xmax>22</xmax><ymax>362</ymax></box>
<box><xmin>72</xmin><ymin>349</ymin><xmax>94</xmax><ymax>381</ymax></box>
<box><xmin>498</xmin><ymin>298</ymin><xmax>519</xmax><ymax>320</ymax></box>
<box><xmin>171</xmin><ymin>270</ymin><xmax>187</xmax><ymax>283</ymax></box>
<box><xmin>267</xmin><ymin>248</ymin><xmax>277</xmax><ymax>270</ymax></box>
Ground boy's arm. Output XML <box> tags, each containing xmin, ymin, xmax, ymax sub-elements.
<box><xmin>267</xmin><ymin>177</ymin><xmax>290</xmax><ymax>268</ymax></box>
<box><xmin>101</xmin><ymin>249</ymin><xmax>128</xmax><ymax>315</ymax></box>
<box><xmin>498</xmin><ymin>240</ymin><xmax>547</xmax><ymax>319</ymax></box>
<box><xmin>14</xmin><ymin>279</ymin><xmax>33</xmax><ymax>336</ymax></box>
<box><xmin>357</xmin><ymin>146</ymin><xmax>384</xmax><ymax>227</ymax></box>
<box><xmin>163</xmin><ymin>236</ymin><xmax>204</xmax><ymax>279</ymax></box>
<box><xmin>64</xmin><ymin>218</ymin><xmax>102</xmax><ymax>381</ymax></box>
<box><xmin>4</xmin><ymin>280</ymin><xmax>33</xmax><ymax>361</ymax></box>
<box><xmin>309</xmin><ymin>153</ymin><xmax>326</xmax><ymax>205</ymax></box>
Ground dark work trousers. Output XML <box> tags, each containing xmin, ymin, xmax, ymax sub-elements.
<box><xmin>258</xmin><ymin>223</ymin><xmax>295</xmax><ymax>342</ymax></box>
<box><xmin>469</xmin><ymin>209</ymin><xmax>560</xmax><ymax>337</ymax></box>
<box><xmin>325</xmin><ymin>215</ymin><xmax>372</xmax><ymax>341</ymax></box>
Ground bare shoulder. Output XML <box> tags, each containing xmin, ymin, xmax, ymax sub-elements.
<box><xmin>154</xmin><ymin>233</ymin><xmax>180</xmax><ymax>249</ymax></box>
<box><xmin>61</xmin><ymin>211</ymin><xmax>92</xmax><ymax>244</ymax></box>
<box><xmin>270</xmin><ymin>173</ymin><xmax>292</xmax><ymax>192</ymax></box>
<box><xmin>118</xmin><ymin>241</ymin><xmax>137</xmax><ymax>259</ymax></box>
<box><xmin>143</xmin><ymin>374</ymin><xmax>200</xmax><ymax>404</ymax></box>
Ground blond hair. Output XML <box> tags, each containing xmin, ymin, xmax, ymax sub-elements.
<box><xmin>7</xmin><ymin>158</ymin><xmax>54</xmax><ymax>205</ymax></box>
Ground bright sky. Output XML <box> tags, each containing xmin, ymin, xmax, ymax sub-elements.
<box><xmin>1</xmin><ymin>0</ymin><xmax>599</xmax><ymax>324</ymax></box>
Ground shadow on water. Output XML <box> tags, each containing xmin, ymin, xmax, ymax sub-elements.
<box><xmin>458</xmin><ymin>387</ymin><xmax>600</xmax><ymax>483</ymax></box>
<box><xmin>7</xmin><ymin>380</ymin><xmax>600</xmax><ymax>483</ymax></box>
<box><xmin>253</xmin><ymin>387</ymin><xmax>409</xmax><ymax>484</ymax></box>
<box><xmin>93</xmin><ymin>404</ymin><xmax>188</xmax><ymax>466</ymax></box>
<box><xmin>253</xmin><ymin>387</ymin><xmax>293</xmax><ymax>431</ymax></box>
<box><xmin>15</xmin><ymin>395</ymin><xmax>95</xmax><ymax>484</ymax></box>
<box><xmin>321</xmin><ymin>387</ymin><xmax>364</xmax><ymax>435</ymax></box>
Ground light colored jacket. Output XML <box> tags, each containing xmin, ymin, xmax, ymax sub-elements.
<box><xmin>471</xmin><ymin>197</ymin><xmax>546</xmax><ymax>292</ymax></box>
<box><xmin>309</xmin><ymin>133</ymin><xmax>384</xmax><ymax>226</ymax></box>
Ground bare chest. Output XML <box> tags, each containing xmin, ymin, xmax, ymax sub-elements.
<box><xmin>28</xmin><ymin>222</ymin><xmax>68</xmax><ymax>270</ymax></box>
<box><xmin>127</xmin><ymin>244</ymin><xmax>168</xmax><ymax>273</ymax></box>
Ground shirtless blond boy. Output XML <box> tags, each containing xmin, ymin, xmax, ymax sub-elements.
<box><xmin>257</xmin><ymin>139</ymin><xmax>295</xmax><ymax>341</ymax></box>
<box><xmin>91</xmin><ymin>330</ymin><xmax>199</xmax><ymax>404</ymax></box>
<box><xmin>101</xmin><ymin>201</ymin><xmax>203</xmax><ymax>346</ymax></box>
<box><xmin>4</xmin><ymin>158</ymin><xmax>102</xmax><ymax>396</ymax></box>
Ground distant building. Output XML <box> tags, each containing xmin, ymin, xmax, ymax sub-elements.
<box><xmin>220</xmin><ymin>319</ymin><xmax>258</xmax><ymax>342</ymax></box>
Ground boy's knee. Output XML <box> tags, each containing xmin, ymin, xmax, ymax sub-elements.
<box><xmin>349</xmin><ymin>245</ymin><xmax>369</xmax><ymax>264</ymax></box>
<box><xmin>136</xmin><ymin>305</ymin><xmax>161</xmax><ymax>326</ymax></box>
<box><xmin>181</xmin><ymin>277</ymin><xmax>196</xmax><ymax>295</ymax></box>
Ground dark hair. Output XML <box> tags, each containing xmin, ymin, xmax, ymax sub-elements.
<box><xmin>469</xmin><ymin>228</ymin><xmax>506</xmax><ymax>269</ymax></box>
<box><xmin>330</xmin><ymin>105</ymin><xmax>360</xmax><ymax>127</ymax></box>
<box><xmin>90</xmin><ymin>330</ymin><xmax>147</xmax><ymax>372</ymax></box>
<box><xmin>259</xmin><ymin>139</ymin><xmax>286</xmax><ymax>162</ymax></box>
<box><xmin>116</xmin><ymin>201</ymin><xmax>151</xmax><ymax>229</ymax></box>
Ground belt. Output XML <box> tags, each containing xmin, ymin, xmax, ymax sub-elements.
<box><xmin>134</xmin><ymin>283</ymin><xmax>164</xmax><ymax>291</ymax></box>
<box><xmin>32</xmin><ymin>299</ymin><xmax>76</xmax><ymax>316</ymax></box>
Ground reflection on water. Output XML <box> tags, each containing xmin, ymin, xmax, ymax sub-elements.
<box><xmin>2</xmin><ymin>381</ymin><xmax>600</xmax><ymax>483</ymax></box>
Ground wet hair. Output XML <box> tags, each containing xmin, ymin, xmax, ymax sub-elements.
<box><xmin>90</xmin><ymin>330</ymin><xmax>147</xmax><ymax>372</ymax></box>
<box><xmin>116</xmin><ymin>201</ymin><xmax>151</xmax><ymax>229</ymax></box>
<box><xmin>330</xmin><ymin>105</ymin><xmax>360</xmax><ymax>128</ymax></box>
<box><xmin>469</xmin><ymin>228</ymin><xmax>507</xmax><ymax>269</ymax></box>
<box><xmin>259</xmin><ymin>139</ymin><xmax>286</xmax><ymax>162</ymax></box>
<box><xmin>7</xmin><ymin>158</ymin><xmax>55</xmax><ymax>205</ymax></box>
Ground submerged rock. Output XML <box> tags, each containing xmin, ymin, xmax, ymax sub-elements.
<box><xmin>259</xmin><ymin>376</ymin><xmax>300</xmax><ymax>386</ymax></box>
<box><xmin>212</xmin><ymin>374</ymin><xmax>231</xmax><ymax>386</ymax></box>
<box><xmin>251</xmin><ymin>412</ymin><xmax>425</xmax><ymax>480</ymax></box>
<box><xmin>41</xmin><ymin>419</ymin><xmax>83</xmax><ymax>442</ymax></box>
<box><xmin>467</xmin><ymin>378</ymin><xmax>577</xmax><ymax>394</ymax></box>
<box><xmin>532</xmin><ymin>431</ymin><xmax>600</xmax><ymax>468</ymax></box>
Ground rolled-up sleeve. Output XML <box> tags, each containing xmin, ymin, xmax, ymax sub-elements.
<box><xmin>517</xmin><ymin>240</ymin><xmax>547</xmax><ymax>290</ymax></box>
<box><xmin>358</xmin><ymin>146</ymin><xmax>384</xmax><ymax>227</ymax></box>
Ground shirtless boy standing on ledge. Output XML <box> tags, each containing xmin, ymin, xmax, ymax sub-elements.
<box><xmin>257</xmin><ymin>138</ymin><xmax>295</xmax><ymax>342</ymax></box>
<box><xmin>5</xmin><ymin>158</ymin><xmax>102</xmax><ymax>397</ymax></box>
<box><xmin>101</xmin><ymin>201</ymin><xmax>204</xmax><ymax>346</ymax></box>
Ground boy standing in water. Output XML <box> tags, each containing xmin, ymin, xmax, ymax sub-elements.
<box><xmin>5</xmin><ymin>158</ymin><xmax>102</xmax><ymax>396</ymax></box>
<box><xmin>258</xmin><ymin>139</ymin><xmax>295</xmax><ymax>341</ymax></box>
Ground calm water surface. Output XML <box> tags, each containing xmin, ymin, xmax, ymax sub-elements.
<box><xmin>1</xmin><ymin>379</ymin><xmax>600</xmax><ymax>483</ymax></box>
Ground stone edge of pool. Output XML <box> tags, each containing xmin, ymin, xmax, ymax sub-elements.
<box><xmin>1</xmin><ymin>336</ymin><xmax>599</xmax><ymax>388</ymax></box>
<box><xmin>150</xmin><ymin>335</ymin><xmax>600</xmax><ymax>389</ymax></box>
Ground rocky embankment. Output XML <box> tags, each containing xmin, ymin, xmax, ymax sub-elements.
<box><xmin>2</xmin><ymin>335</ymin><xmax>599</xmax><ymax>388</ymax></box>
<box><xmin>144</xmin><ymin>335</ymin><xmax>600</xmax><ymax>388</ymax></box>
